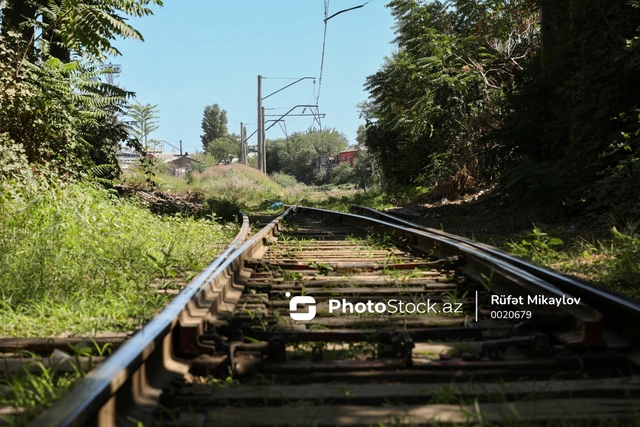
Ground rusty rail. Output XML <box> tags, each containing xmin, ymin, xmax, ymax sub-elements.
<box><xmin>31</xmin><ymin>211</ymin><xmax>252</xmax><ymax>427</ymax></box>
<box><xmin>351</xmin><ymin>204</ymin><xmax>640</xmax><ymax>337</ymax></box>
<box><xmin>32</xmin><ymin>206</ymin><xmax>640</xmax><ymax>426</ymax></box>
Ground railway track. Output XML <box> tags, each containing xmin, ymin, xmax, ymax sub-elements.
<box><xmin>28</xmin><ymin>206</ymin><xmax>640</xmax><ymax>426</ymax></box>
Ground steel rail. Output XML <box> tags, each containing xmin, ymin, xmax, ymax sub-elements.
<box><xmin>35</xmin><ymin>205</ymin><xmax>628</xmax><ymax>425</ymax></box>
<box><xmin>250</xmin><ymin>206</ymin><xmax>605</xmax><ymax>346</ymax></box>
<box><xmin>293</xmin><ymin>206</ymin><xmax>586</xmax><ymax>300</ymax></box>
<box><xmin>32</xmin><ymin>212</ymin><xmax>252</xmax><ymax>427</ymax></box>
<box><xmin>160</xmin><ymin>206</ymin><xmax>640</xmax><ymax>425</ymax></box>
<box><xmin>351</xmin><ymin>205</ymin><xmax>640</xmax><ymax>331</ymax></box>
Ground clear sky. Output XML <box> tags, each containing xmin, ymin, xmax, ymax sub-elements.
<box><xmin>110</xmin><ymin>0</ymin><xmax>397</xmax><ymax>155</ymax></box>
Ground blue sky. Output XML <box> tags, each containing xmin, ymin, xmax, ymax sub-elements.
<box><xmin>111</xmin><ymin>1</ymin><xmax>397</xmax><ymax>155</ymax></box>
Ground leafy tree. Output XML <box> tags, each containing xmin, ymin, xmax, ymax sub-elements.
<box><xmin>330</xmin><ymin>163</ymin><xmax>355</xmax><ymax>185</ymax></box>
<box><xmin>200</xmin><ymin>104</ymin><xmax>228</xmax><ymax>150</ymax></box>
<box><xmin>206</xmin><ymin>134</ymin><xmax>241</xmax><ymax>163</ymax></box>
<box><xmin>355</xmin><ymin>124</ymin><xmax>367</xmax><ymax>146</ymax></box>
<box><xmin>363</xmin><ymin>0</ymin><xmax>538</xmax><ymax>187</ymax></box>
<box><xmin>0</xmin><ymin>0</ymin><xmax>162</xmax><ymax>186</ymax></box>
<box><xmin>128</xmin><ymin>101</ymin><xmax>160</xmax><ymax>150</ymax></box>
<box><xmin>1</xmin><ymin>36</ymin><xmax>132</xmax><ymax>179</ymax></box>
<box><xmin>1</xmin><ymin>0</ymin><xmax>163</xmax><ymax>61</ymax></box>
<box><xmin>266</xmin><ymin>128</ymin><xmax>348</xmax><ymax>184</ymax></box>
<box><xmin>363</xmin><ymin>0</ymin><xmax>640</xmax><ymax>219</ymax></box>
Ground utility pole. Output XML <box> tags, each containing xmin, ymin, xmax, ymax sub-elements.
<box><xmin>261</xmin><ymin>106</ymin><xmax>266</xmax><ymax>173</ymax></box>
<box><xmin>240</xmin><ymin>122</ymin><xmax>246</xmax><ymax>165</ymax></box>
<box><xmin>258</xmin><ymin>75</ymin><xmax>315</xmax><ymax>173</ymax></box>
<box><xmin>257</xmin><ymin>75</ymin><xmax>263</xmax><ymax>173</ymax></box>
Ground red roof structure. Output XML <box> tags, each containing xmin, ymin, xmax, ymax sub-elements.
<box><xmin>338</xmin><ymin>149</ymin><xmax>357</xmax><ymax>166</ymax></box>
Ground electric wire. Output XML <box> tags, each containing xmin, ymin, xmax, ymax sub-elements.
<box><xmin>316</xmin><ymin>0</ymin><xmax>373</xmax><ymax>131</ymax></box>
<box><xmin>315</xmin><ymin>0</ymin><xmax>329</xmax><ymax>112</ymax></box>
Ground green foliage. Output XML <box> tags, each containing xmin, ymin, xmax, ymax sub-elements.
<box><xmin>186</xmin><ymin>152</ymin><xmax>218</xmax><ymax>183</ymax></box>
<box><xmin>330</xmin><ymin>163</ymin><xmax>355</xmax><ymax>185</ymax></box>
<box><xmin>507</xmin><ymin>226</ymin><xmax>565</xmax><ymax>265</ymax></box>
<box><xmin>0</xmin><ymin>362</ymin><xmax>86</xmax><ymax>426</ymax></box>
<box><xmin>121</xmin><ymin>156</ymin><xmax>166</xmax><ymax>189</ymax></box>
<box><xmin>501</xmin><ymin>0</ymin><xmax>640</xmax><ymax>218</ymax></box>
<box><xmin>266</xmin><ymin>128</ymin><xmax>349</xmax><ymax>184</ymax></box>
<box><xmin>364</xmin><ymin>0</ymin><xmax>538</xmax><ymax>187</ymax></box>
<box><xmin>502</xmin><ymin>224</ymin><xmax>640</xmax><ymax>299</ymax></box>
<box><xmin>0</xmin><ymin>183</ymin><xmax>236</xmax><ymax>337</ymax></box>
<box><xmin>352</xmin><ymin>148</ymin><xmax>379</xmax><ymax>191</ymax></box>
<box><xmin>203</xmin><ymin>197</ymin><xmax>241</xmax><ymax>222</ymax></box>
<box><xmin>0</xmin><ymin>0</ymin><xmax>162</xmax><ymax>189</ymax></box>
<box><xmin>0</xmin><ymin>143</ymin><xmax>49</xmax><ymax>201</ymax></box>
<box><xmin>301</xmin><ymin>185</ymin><xmax>392</xmax><ymax>213</ymax></box>
<box><xmin>270</xmin><ymin>172</ymin><xmax>300</xmax><ymax>188</ymax></box>
<box><xmin>1</xmin><ymin>33</ymin><xmax>132</xmax><ymax>180</ymax></box>
<box><xmin>189</xmin><ymin>163</ymin><xmax>285</xmax><ymax>210</ymax></box>
<box><xmin>88</xmin><ymin>163</ymin><xmax>119</xmax><ymax>187</ymax></box>
<box><xmin>606</xmin><ymin>227</ymin><xmax>640</xmax><ymax>288</ymax></box>
<box><xmin>200</xmin><ymin>104</ymin><xmax>228</xmax><ymax>151</ymax></box>
<box><xmin>206</xmin><ymin>134</ymin><xmax>240</xmax><ymax>163</ymax></box>
<box><xmin>36</xmin><ymin>0</ymin><xmax>164</xmax><ymax>60</ymax></box>
<box><xmin>128</xmin><ymin>101</ymin><xmax>160</xmax><ymax>149</ymax></box>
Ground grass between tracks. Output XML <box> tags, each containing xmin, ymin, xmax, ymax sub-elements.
<box><xmin>3</xmin><ymin>164</ymin><xmax>632</xmax><ymax>425</ymax></box>
<box><xmin>139</xmin><ymin>163</ymin><xmax>640</xmax><ymax>299</ymax></box>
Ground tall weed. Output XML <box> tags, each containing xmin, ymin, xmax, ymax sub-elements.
<box><xmin>606</xmin><ymin>227</ymin><xmax>640</xmax><ymax>288</ymax></box>
<box><xmin>0</xmin><ymin>183</ymin><xmax>236</xmax><ymax>337</ymax></box>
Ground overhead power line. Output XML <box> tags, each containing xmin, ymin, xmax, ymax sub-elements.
<box><xmin>315</xmin><ymin>0</ymin><xmax>330</xmax><ymax>110</ymax></box>
<box><xmin>324</xmin><ymin>1</ymin><xmax>372</xmax><ymax>22</ymax></box>
<box><xmin>315</xmin><ymin>0</ymin><xmax>373</xmax><ymax>116</ymax></box>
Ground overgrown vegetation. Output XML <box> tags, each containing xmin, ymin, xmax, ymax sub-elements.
<box><xmin>363</xmin><ymin>0</ymin><xmax>538</xmax><ymax>190</ymax></box>
<box><xmin>362</xmin><ymin>0</ymin><xmax>640</xmax><ymax>223</ymax></box>
<box><xmin>0</xmin><ymin>0</ymin><xmax>164</xmax><ymax>183</ymax></box>
<box><xmin>0</xmin><ymin>184</ymin><xmax>236</xmax><ymax>337</ymax></box>
<box><xmin>266</xmin><ymin>128</ymin><xmax>349</xmax><ymax>184</ymax></box>
<box><xmin>505</xmin><ymin>224</ymin><xmax>640</xmax><ymax>298</ymax></box>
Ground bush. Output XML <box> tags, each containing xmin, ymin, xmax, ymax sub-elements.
<box><xmin>189</xmin><ymin>164</ymin><xmax>284</xmax><ymax>208</ymax></box>
<box><xmin>271</xmin><ymin>172</ymin><xmax>299</xmax><ymax>188</ymax></box>
<box><xmin>331</xmin><ymin>163</ymin><xmax>356</xmax><ymax>185</ymax></box>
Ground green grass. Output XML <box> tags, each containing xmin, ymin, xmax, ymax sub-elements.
<box><xmin>0</xmin><ymin>182</ymin><xmax>237</xmax><ymax>337</ymax></box>
<box><xmin>505</xmin><ymin>225</ymin><xmax>640</xmax><ymax>299</ymax></box>
<box><xmin>129</xmin><ymin>162</ymin><xmax>399</xmax><ymax>217</ymax></box>
<box><xmin>299</xmin><ymin>185</ymin><xmax>393</xmax><ymax>212</ymax></box>
<box><xmin>0</xmin><ymin>362</ymin><xmax>85</xmax><ymax>426</ymax></box>
<box><xmin>188</xmin><ymin>164</ymin><xmax>287</xmax><ymax>208</ymax></box>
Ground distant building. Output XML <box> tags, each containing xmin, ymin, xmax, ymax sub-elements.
<box><xmin>116</xmin><ymin>151</ymin><xmax>141</xmax><ymax>171</ymax></box>
<box><xmin>150</xmin><ymin>152</ymin><xmax>179</xmax><ymax>163</ymax></box>
<box><xmin>165</xmin><ymin>155</ymin><xmax>196</xmax><ymax>178</ymax></box>
<box><xmin>312</xmin><ymin>155</ymin><xmax>337</xmax><ymax>176</ymax></box>
<box><xmin>338</xmin><ymin>149</ymin><xmax>357</xmax><ymax>167</ymax></box>
<box><xmin>312</xmin><ymin>149</ymin><xmax>358</xmax><ymax>177</ymax></box>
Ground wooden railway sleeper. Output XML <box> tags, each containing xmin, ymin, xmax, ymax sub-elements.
<box><xmin>211</xmin><ymin>330</ymin><xmax>419</xmax><ymax>375</ymax></box>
